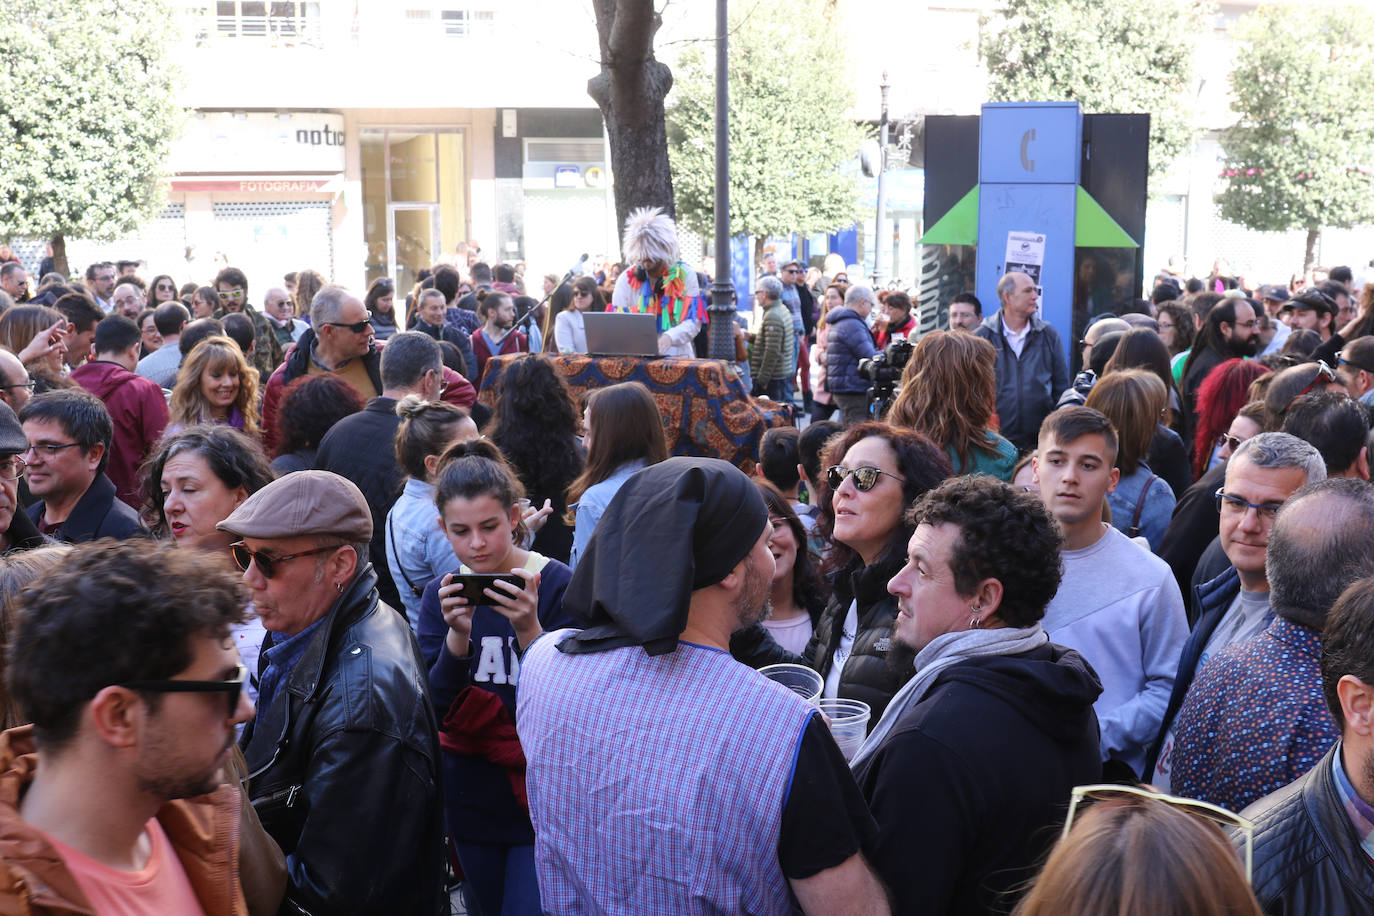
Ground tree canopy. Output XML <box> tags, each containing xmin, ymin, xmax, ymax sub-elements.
<box><xmin>980</xmin><ymin>0</ymin><xmax>1208</xmax><ymax>184</ymax></box>
<box><xmin>0</xmin><ymin>0</ymin><xmax>182</xmax><ymax>274</ymax></box>
<box><xmin>666</xmin><ymin>0</ymin><xmax>866</xmax><ymax>248</ymax></box>
<box><xmin>1217</xmin><ymin>3</ymin><xmax>1374</xmax><ymax>270</ymax></box>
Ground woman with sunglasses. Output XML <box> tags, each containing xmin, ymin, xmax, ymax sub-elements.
<box><xmin>1192</xmin><ymin>358</ymin><xmax>1272</xmax><ymax>478</ymax></box>
<box><xmin>416</xmin><ymin>439</ymin><xmax>574</xmax><ymax>916</ymax></box>
<box><xmin>1014</xmin><ymin>785</ymin><xmax>1260</xmax><ymax>916</ymax></box>
<box><xmin>141</xmin><ymin>425</ymin><xmax>277</xmax><ymax>698</ymax></box>
<box><xmin>148</xmin><ymin>274</ymin><xmax>180</xmax><ymax>306</ymax></box>
<box><xmin>364</xmin><ymin>276</ymin><xmax>399</xmax><ymax>340</ymax></box>
<box><xmin>801</xmin><ymin>422</ymin><xmax>951</xmax><ymax>721</ymax></box>
<box><xmin>553</xmin><ymin>276</ymin><xmax>604</xmax><ymax>355</ymax></box>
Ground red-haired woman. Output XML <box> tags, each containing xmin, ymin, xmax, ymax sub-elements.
<box><xmin>1191</xmin><ymin>358</ymin><xmax>1272</xmax><ymax>479</ymax></box>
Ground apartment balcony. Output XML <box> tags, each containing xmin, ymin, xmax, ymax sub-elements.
<box><xmin>176</xmin><ymin>2</ymin><xmax>596</xmax><ymax>110</ymax></box>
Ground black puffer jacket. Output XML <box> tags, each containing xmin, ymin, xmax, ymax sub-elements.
<box><xmin>803</xmin><ymin>553</ymin><xmax>911</xmax><ymax>722</ymax></box>
<box><xmin>1241</xmin><ymin>744</ymin><xmax>1374</xmax><ymax>915</ymax></box>
<box><xmin>240</xmin><ymin>566</ymin><xmax>446</xmax><ymax>915</ymax></box>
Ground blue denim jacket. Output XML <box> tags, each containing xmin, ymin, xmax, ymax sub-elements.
<box><xmin>385</xmin><ymin>477</ymin><xmax>457</xmax><ymax>630</ymax></box>
<box><xmin>569</xmin><ymin>459</ymin><xmax>648</xmax><ymax>571</ymax></box>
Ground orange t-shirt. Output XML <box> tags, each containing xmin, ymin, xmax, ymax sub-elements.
<box><xmin>45</xmin><ymin>818</ymin><xmax>204</xmax><ymax>915</ymax></box>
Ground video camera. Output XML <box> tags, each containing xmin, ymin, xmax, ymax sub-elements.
<box><xmin>858</xmin><ymin>337</ymin><xmax>914</xmax><ymax>417</ymax></box>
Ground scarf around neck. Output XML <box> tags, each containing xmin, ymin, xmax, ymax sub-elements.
<box><xmin>848</xmin><ymin>623</ymin><xmax>1048</xmax><ymax>770</ymax></box>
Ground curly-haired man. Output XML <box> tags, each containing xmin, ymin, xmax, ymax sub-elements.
<box><xmin>849</xmin><ymin>474</ymin><xmax>1103</xmax><ymax>915</ymax></box>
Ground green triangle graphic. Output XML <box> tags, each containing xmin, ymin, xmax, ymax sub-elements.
<box><xmin>919</xmin><ymin>186</ymin><xmax>979</xmax><ymax>246</ymax></box>
<box><xmin>1075</xmin><ymin>186</ymin><xmax>1138</xmax><ymax>248</ymax></box>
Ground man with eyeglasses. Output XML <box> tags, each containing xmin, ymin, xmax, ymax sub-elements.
<box><xmin>214</xmin><ymin>266</ymin><xmax>283</xmax><ymax>380</ymax></box>
<box><xmin>1147</xmin><ymin>433</ymin><xmax>1324</xmax><ymax>791</ymax></box>
<box><xmin>1180</xmin><ymin>296</ymin><xmax>1260</xmax><ymax>445</ymax></box>
<box><xmin>0</xmin><ymin>401</ymin><xmax>44</xmax><ymax>555</ymax></box>
<box><xmin>111</xmin><ymin>282</ymin><xmax>143</xmax><ymax>319</ymax></box>
<box><xmin>83</xmin><ymin>261</ymin><xmax>116</xmax><ymax>312</ymax></box>
<box><xmin>1172</xmin><ymin>479</ymin><xmax>1374</xmax><ymax>813</ymax></box>
<box><xmin>1243</xmin><ymin>561</ymin><xmax>1374</xmax><ymax>912</ymax></box>
<box><xmin>222</xmin><ymin>471</ymin><xmax>445</xmax><ymax>915</ymax></box>
<box><xmin>316</xmin><ymin>332</ymin><xmax>449</xmax><ymax>611</ymax></box>
<box><xmin>0</xmin><ymin>541</ymin><xmax>257</xmax><ymax>912</ymax></box>
<box><xmin>0</xmin><ymin>350</ymin><xmax>33</xmax><ymax>414</ymax></box>
<box><xmin>260</xmin><ymin>284</ymin><xmax>380</xmax><ymax>456</ymax></box>
<box><xmin>1336</xmin><ymin>337</ymin><xmax>1374</xmax><ymax>405</ymax></box>
<box><xmin>0</xmin><ymin>263</ymin><xmax>27</xmax><ymax>304</ymax></box>
<box><xmin>19</xmin><ymin>389</ymin><xmax>142</xmax><ymax>543</ymax></box>
<box><xmin>262</xmin><ymin>285</ymin><xmax>304</xmax><ymax>350</ymax></box>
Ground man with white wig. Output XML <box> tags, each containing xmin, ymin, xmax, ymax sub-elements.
<box><xmin>611</xmin><ymin>207</ymin><xmax>707</xmax><ymax>358</ymax></box>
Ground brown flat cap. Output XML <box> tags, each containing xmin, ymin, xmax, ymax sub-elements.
<box><xmin>217</xmin><ymin>470</ymin><xmax>372</xmax><ymax>541</ymax></box>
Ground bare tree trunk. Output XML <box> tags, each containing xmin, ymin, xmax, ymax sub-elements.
<box><xmin>1304</xmin><ymin>227</ymin><xmax>1320</xmax><ymax>274</ymax></box>
<box><xmin>754</xmin><ymin>236</ymin><xmax>766</xmax><ymax>276</ymax></box>
<box><xmin>50</xmin><ymin>231</ymin><xmax>69</xmax><ymax>280</ymax></box>
<box><xmin>588</xmin><ymin>0</ymin><xmax>675</xmax><ymax>255</ymax></box>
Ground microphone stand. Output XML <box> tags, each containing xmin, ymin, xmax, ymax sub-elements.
<box><xmin>515</xmin><ymin>263</ymin><xmax>581</xmax><ymax>341</ymax></box>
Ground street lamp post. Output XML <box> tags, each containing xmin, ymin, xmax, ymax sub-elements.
<box><xmin>872</xmin><ymin>71</ymin><xmax>890</xmax><ymax>289</ymax></box>
<box><xmin>707</xmin><ymin>0</ymin><xmax>736</xmax><ymax>361</ymax></box>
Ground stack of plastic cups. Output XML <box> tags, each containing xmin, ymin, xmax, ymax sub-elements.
<box><xmin>815</xmin><ymin>698</ymin><xmax>871</xmax><ymax>761</ymax></box>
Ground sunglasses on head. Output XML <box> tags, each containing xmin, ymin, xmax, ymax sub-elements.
<box><xmin>230</xmin><ymin>541</ymin><xmax>339</xmax><ymax>579</ymax></box>
<box><xmin>826</xmin><ymin>465</ymin><xmax>903</xmax><ymax>492</ymax></box>
<box><xmin>1283</xmin><ymin>360</ymin><xmax>1337</xmax><ymax>414</ymax></box>
<box><xmin>1063</xmin><ymin>784</ymin><xmax>1254</xmax><ymax>881</ymax></box>
<box><xmin>121</xmin><ymin>664</ymin><xmax>248</xmax><ymax>716</ymax></box>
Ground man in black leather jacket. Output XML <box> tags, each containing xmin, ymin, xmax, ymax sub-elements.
<box><xmin>1241</xmin><ymin>575</ymin><xmax>1374</xmax><ymax>914</ymax></box>
<box><xmin>222</xmin><ymin>470</ymin><xmax>445</xmax><ymax>915</ymax></box>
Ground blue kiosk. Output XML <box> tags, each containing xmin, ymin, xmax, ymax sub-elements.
<box><xmin>919</xmin><ymin>101</ymin><xmax>1140</xmax><ymax>366</ymax></box>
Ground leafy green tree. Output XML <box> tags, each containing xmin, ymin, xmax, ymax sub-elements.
<box><xmin>666</xmin><ymin>0</ymin><xmax>866</xmax><ymax>262</ymax></box>
<box><xmin>0</xmin><ymin>0</ymin><xmax>182</xmax><ymax>277</ymax></box>
<box><xmin>981</xmin><ymin>0</ymin><xmax>1208</xmax><ymax>185</ymax></box>
<box><xmin>1217</xmin><ymin>3</ymin><xmax>1374</xmax><ymax>272</ymax></box>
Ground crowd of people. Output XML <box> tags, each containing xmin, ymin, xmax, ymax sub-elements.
<box><xmin>0</xmin><ymin>220</ymin><xmax>1371</xmax><ymax>915</ymax></box>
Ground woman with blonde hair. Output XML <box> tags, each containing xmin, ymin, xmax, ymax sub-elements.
<box><xmin>1085</xmin><ymin>369</ymin><xmax>1175</xmax><ymax>551</ymax></box>
<box><xmin>1014</xmin><ymin>786</ymin><xmax>1260</xmax><ymax>916</ymax></box>
<box><xmin>169</xmin><ymin>336</ymin><xmax>261</xmax><ymax>438</ymax></box>
<box><xmin>887</xmin><ymin>329</ymin><xmax>1018</xmax><ymax>481</ymax></box>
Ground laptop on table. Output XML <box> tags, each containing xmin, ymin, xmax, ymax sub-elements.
<box><xmin>584</xmin><ymin>312</ymin><xmax>661</xmax><ymax>358</ymax></box>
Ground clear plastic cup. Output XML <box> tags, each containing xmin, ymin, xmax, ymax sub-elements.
<box><xmin>816</xmin><ymin>698</ymin><xmax>871</xmax><ymax>761</ymax></box>
<box><xmin>758</xmin><ymin>663</ymin><xmax>823</xmax><ymax>704</ymax></box>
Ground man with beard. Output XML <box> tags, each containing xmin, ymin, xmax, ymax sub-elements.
<box><xmin>1181</xmin><ymin>297</ymin><xmax>1260</xmax><ymax>444</ymax></box>
<box><xmin>518</xmin><ymin>458</ymin><xmax>888</xmax><ymax>914</ymax></box>
<box><xmin>469</xmin><ymin>290</ymin><xmax>527</xmax><ymax>379</ymax></box>
<box><xmin>850</xmin><ymin>475</ymin><xmax>1102</xmax><ymax>914</ymax></box>
<box><xmin>1242</xmin><ymin>572</ymin><xmax>1374</xmax><ymax>911</ymax></box>
<box><xmin>0</xmin><ymin>541</ymin><xmax>255</xmax><ymax>911</ymax></box>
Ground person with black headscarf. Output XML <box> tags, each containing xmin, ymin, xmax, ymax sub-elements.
<box><xmin>517</xmin><ymin>457</ymin><xmax>889</xmax><ymax>915</ymax></box>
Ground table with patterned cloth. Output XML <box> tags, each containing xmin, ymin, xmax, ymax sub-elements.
<box><xmin>477</xmin><ymin>353</ymin><xmax>792</xmax><ymax>472</ymax></box>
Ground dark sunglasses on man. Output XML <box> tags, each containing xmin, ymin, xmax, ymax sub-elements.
<box><xmin>122</xmin><ymin>665</ymin><xmax>248</xmax><ymax>716</ymax></box>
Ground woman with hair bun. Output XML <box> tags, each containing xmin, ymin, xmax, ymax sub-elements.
<box><xmin>385</xmin><ymin>394</ymin><xmax>479</xmax><ymax>628</ymax></box>
<box><xmin>417</xmin><ymin>439</ymin><xmax>574</xmax><ymax>916</ymax></box>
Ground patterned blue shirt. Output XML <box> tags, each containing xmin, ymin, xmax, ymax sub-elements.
<box><xmin>1332</xmin><ymin>742</ymin><xmax>1374</xmax><ymax>866</ymax></box>
<box><xmin>1172</xmin><ymin>617</ymin><xmax>1339</xmax><ymax>810</ymax></box>
<box><xmin>256</xmin><ymin>616</ymin><xmax>328</xmax><ymax>713</ymax></box>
